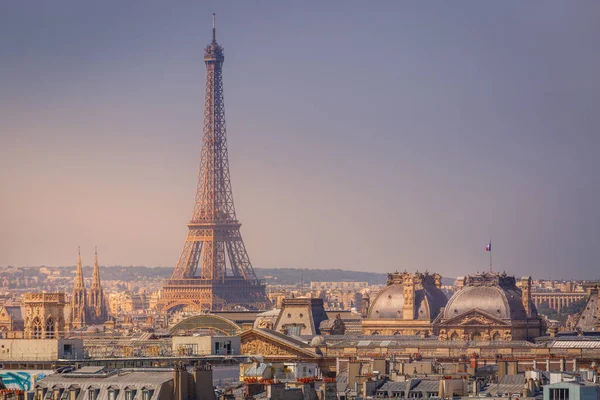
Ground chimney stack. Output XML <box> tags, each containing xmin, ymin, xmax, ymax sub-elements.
<box><xmin>193</xmin><ymin>363</ymin><xmax>216</xmax><ymax>400</ymax></box>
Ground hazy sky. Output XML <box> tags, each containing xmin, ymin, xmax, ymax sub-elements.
<box><xmin>1</xmin><ymin>1</ymin><xmax>599</xmax><ymax>279</ymax></box>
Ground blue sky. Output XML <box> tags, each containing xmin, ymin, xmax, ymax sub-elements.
<box><xmin>1</xmin><ymin>1</ymin><xmax>599</xmax><ymax>279</ymax></box>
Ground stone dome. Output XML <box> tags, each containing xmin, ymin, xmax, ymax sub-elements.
<box><xmin>368</xmin><ymin>280</ymin><xmax>447</xmax><ymax>320</ymax></box>
<box><xmin>443</xmin><ymin>275</ymin><xmax>537</xmax><ymax>321</ymax></box>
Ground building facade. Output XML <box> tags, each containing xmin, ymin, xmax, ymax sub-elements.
<box><xmin>23</xmin><ymin>293</ymin><xmax>65</xmax><ymax>339</ymax></box>
<box><xmin>436</xmin><ymin>273</ymin><xmax>544</xmax><ymax>341</ymax></box>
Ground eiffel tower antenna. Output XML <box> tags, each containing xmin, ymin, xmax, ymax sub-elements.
<box><xmin>159</xmin><ymin>16</ymin><xmax>269</xmax><ymax>312</ymax></box>
<box><xmin>212</xmin><ymin>13</ymin><xmax>216</xmax><ymax>42</ymax></box>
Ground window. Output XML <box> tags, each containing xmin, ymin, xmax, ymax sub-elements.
<box><xmin>549</xmin><ymin>388</ymin><xmax>570</xmax><ymax>400</ymax></box>
<box><xmin>142</xmin><ymin>390</ymin><xmax>154</xmax><ymax>400</ymax></box>
<box><xmin>125</xmin><ymin>390</ymin><xmax>136</xmax><ymax>400</ymax></box>
<box><xmin>108</xmin><ymin>390</ymin><xmax>119</xmax><ymax>400</ymax></box>
<box><xmin>45</xmin><ymin>317</ymin><xmax>55</xmax><ymax>339</ymax></box>
<box><xmin>287</xmin><ymin>325</ymin><xmax>301</xmax><ymax>336</ymax></box>
<box><xmin>32</xmin><ymin>317</ymin><xmax>43</xmax><ymax>339</ymax></box>
<box><xmin>69</xmin><ymin>389</ymin><xmax>80</xmax><ymax>400</ymax></box>
<box><xmin>87</xmin><ymin>389</ymin><xmax>98</xmax><ymax>400</ymax></box>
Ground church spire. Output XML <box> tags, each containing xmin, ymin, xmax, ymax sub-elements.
<box><xmin>71</xmin><ymin>246</ymin><xmax>87</xmax><ymax>329</ymax></box>
<box><xmin>91</xmin><ymin>246</ymin><xmax>101</xmax><ymax>289</ymax></box>
<box><xmin>75</xmin><ymin>246</ymin><xmax>84</xmax><ymax>288</ymax></box>
<box><xmin>87</xmin><ymin>246</ymin><xmax>108</xmax><ymax>324</ymax></box>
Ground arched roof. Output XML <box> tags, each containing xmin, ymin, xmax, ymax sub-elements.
<box><xmin>169</xmin><ymin>314</ymin><xmax>241</xmax><ymax>336</ymax></box>
<box><xmin>443</xmin><ymin>284</ymin><xmax>534</xmax><ymax>320</ymax></box>
<box><xmin>368</xmin><ymin>283</ymin><xmax>447</xmax><ymax>320</ymax></box>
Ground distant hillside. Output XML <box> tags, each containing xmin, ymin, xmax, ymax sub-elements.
<box><xmin>1</xmin><ymin>265</ymin><xmax>455</xmax><ymax>286</ymax></box>
<box><xmin>254</xmin><ymin>268</ymin><xmax>388</xmax><ymax>286</ymax></box>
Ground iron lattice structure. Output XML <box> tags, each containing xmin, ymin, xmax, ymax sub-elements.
<box><xmin>160</xmin><ymin>17</ymin><xmax>270</xmax><ymax>312</ymax></box>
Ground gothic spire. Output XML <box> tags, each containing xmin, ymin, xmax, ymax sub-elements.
<box><xmin>71</xmin><ymin>246</ymin><xmax>87</xmax><ymax>329</ymax></box>
<box><xmin>91</xmin><ymin>246</ymin><xmax>102</xmax><ymax>289</ymax></box>
<box><xmin>75</xmin><ymin>246</ymin><xmax>84</xmax><ymax>288</ymax></box>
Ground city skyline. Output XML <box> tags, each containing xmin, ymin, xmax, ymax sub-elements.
<box><xmin>1</xmin><ymin>2</ymin><xmax>599</xmax><ymax>279</ymax></box>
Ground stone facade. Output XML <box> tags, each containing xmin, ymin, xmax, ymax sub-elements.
<box><xmin>436</xmin><ymin>273</ymin><xmax>543</xmax><ymax>341</ymax></box>
<box><xmin>0</xmin><ymin>304</ymin><xmax>24</xmax><ymax>336</ymax></box>
<box><xmin>23</xmin><ymin>292</ymin><xmax>66</xmax><ymax>339</ymax></box>
<box><xmin>573</xmin><ymin>283</ymin><xmax>600</xmax><ymax>332</ymax></box>
<box><xmin>273</xmin><ymin>297</ymin><xmax>328</xmax><ymax>336</ymax></box>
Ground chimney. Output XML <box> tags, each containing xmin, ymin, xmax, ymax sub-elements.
<box><xmin>173</xmin><ymin>362</ymin><xmax>189</xmax><ymax>400</ymax></box>
<box><xmin>266</xmin><ymin>383</ymin><xmax>285</xmax><ymax>399</ymax></box>
<box><xmin>193</xmin><ymin>363</ymin><xmax>216</xmax><ymax>400</ymax></box>
<box><xmin>498</xmin><ymin>361</ymin><xmax>508</xmax><ymax>380</ymax></box>
<box><xmin>472</xmin><ymin>380</ymin><xmax>479</xmax><ymax>396</ymax></box>
<box><xmin>508</xmin><ymin>361</ymin><xmax>518</xmax><ymax>375</ymax></box>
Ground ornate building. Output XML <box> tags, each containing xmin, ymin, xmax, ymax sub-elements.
<box><xmin>273</xmin><ymin>298</ymin><xmax>329</xmax><ymax>336</ymax></box>
<box><xmin>87</xmin><ymin>247</ymin><xmax>108</xmax><ymax>324</ymax></box>
<box><xmin>0</xmin><ymin>304</ymin><xmax>24</xmax><ymax>337</ymax></box>
<box><xmin>159</xmin><ymin>16</ymin><xmax>269</xmax><ymax>312</ymax></box>
<box><xmin>436</xmin><ymin>273</ymin><xmax>543</xmax><ymax>341</ymax></box>
<box><xmin>361</xmin><ymin>271</ymin><xmax>447</xmax><ymax>336</ymax></box>
<box><xmin>70</xmin><ymin>248</ymin><xmax>87</xmax><ymax>329</ymax></box>
<box><xmin>71</xmin><ymin>247</ymin><xmax>109</xmax><ymax>329</ymax></box>
<box><xmin>23</xmin><ymin>293</ymin><xmax>65</xmax><ymax>339</ymax></box>
<box><xmin>573</xmin><ymin>283</ymin><xmax>599</xmax><ymax>332</ymax></box>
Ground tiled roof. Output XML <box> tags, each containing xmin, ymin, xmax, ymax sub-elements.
<box><xmin>37</xmin><ymin>369</ymin><xmax>175</xmax><ymax>400</ymax></box>
<box><xmin>480</xmin><ymin>374</ymin><xmax>525</xmax><ymax>395</ymax></box>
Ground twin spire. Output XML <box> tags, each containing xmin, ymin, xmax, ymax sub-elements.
<box><xmin>71</xmin><ymin>246</ymin><xmax>107</xmax><ymax>328</ymax></box>
<box><xmin>74</xmin><ymin>246</ymin><xmax>102</xmax><ymax>289</ymax></box>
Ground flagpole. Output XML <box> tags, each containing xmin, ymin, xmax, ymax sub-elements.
<box><xmin>489</xmin><ymin>238</ymin><xmax>492</xmax><ymax>273</ymax></box>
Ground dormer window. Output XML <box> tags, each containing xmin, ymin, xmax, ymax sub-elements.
<box><xmin>68</xmin><ymin>386</ymin><xmax>80</xmax><ymax>400</ymax></box>
<box><xmin>108</xmin><ymin>389</ymin><xmax>119</xmax><ymax>400</ymax></box>
<box><xmin>36</xmin><ymin>388</ymin><xmax>46</xmax><ymax>400</ymax></box>
<box><xmin>125</xmin><ymin>389</ymin><xmax>136</xmax><ymax>400</ymax></box>
<box><xmin>142</xmin><ymin>390</ymin><xmax>154</xmax><ymax>400</ymax></box>
<box><xmin>87</xmin><ymin>389</ymin><xmax>99</xmax><ymax>400</ymax></box>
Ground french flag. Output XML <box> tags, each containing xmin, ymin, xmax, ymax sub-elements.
<box><xmin>485</xmin><ymin>241</ymin><xmax>492</xmax><ymax>252</ymax></box>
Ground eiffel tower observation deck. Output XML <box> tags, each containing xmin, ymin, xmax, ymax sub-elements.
<box><xmin>159</xmin><ymin>15</ymin><xmax>270</xmax><ymax>312</ymax></box>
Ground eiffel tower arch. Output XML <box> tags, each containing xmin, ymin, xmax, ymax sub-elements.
<box><xmin>159</xmin><ymin>16</ymin><xmax>271</xmax><ymax>313</ymax></box>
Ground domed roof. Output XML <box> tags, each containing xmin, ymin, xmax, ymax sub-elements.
<box><xmin>443</xmin><ymin>273</ymin><xmax>537</xmax><ymax>320</ymax></box>
<box><xmin>368</xmin><ymin>278</ymin><xmax>447</xmax><ymax>320</ymax></box>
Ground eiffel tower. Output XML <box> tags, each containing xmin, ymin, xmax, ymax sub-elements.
<box><xmin>159</xmin><ymin>16</ymin><xmax>270</xmax><ymax>312</ymax></box>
